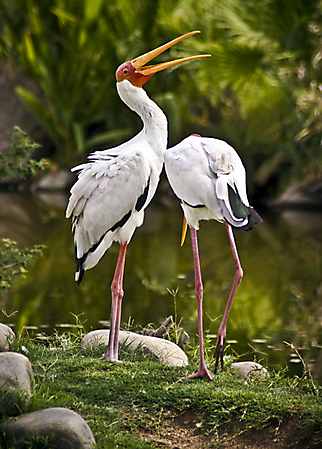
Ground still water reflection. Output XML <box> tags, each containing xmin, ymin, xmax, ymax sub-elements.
<box><xmin>1</xmin><ymin>188</ymin><xmax>322</xmax><ymax>382</ymax></box>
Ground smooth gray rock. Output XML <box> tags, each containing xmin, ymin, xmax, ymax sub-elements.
<box><xmin>3</xmin><ymin>407</ymin><xmax>96</xmax><ymax>448</ymax></box>
<box><xmin>230</xmin><ymin>361</ymin><xmax>269</xmax><ymax>380</ymax></box>
<box><xmin>81</xmin><ymin>329</ymin><xmax>189</xmax><ymax>367</ymax></box>
<box><xmin>35</xmin><ymin>169</ymin><xmax>75</xmax><ymax>190</ymax></box>
<box><xmin>0</xmin><ymin>323</ymin><xmax>15</xmax><ymax>352</ymax></box>
<box><xmin>0</xmin><ymin>352</ymin><xmax>34</xmax><ymax>414</ymax></box>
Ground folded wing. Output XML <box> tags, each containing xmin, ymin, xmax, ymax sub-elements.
<box><xmin>66</xmin><ymin>149</ymin><xmax>152</xmax><ymax>282</ymax></box>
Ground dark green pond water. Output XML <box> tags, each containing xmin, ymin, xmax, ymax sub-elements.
<box><xmin>1</xmin><ymin>186</ymin><xmax>322</xmax><ymax>382</ymax></box>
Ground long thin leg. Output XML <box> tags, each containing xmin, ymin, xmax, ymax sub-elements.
<box><xmin>101</xmin><ymin>242</ymin><xmax>128</xmax><ymax>362</ymax></box>
<box><xmin>186</xmin><ymin>227</ymin><xmax>213</xmax><ymax>380</ymax></box>
<box><xmin>214</xmin><ymin>223</ymin><xmax>243</xmax><ymax>373</ymax></box>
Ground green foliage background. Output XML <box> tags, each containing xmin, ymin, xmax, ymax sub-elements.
<box><xmin>0</xmin><ymin>128</ymin><xmax>45</xmax><ymax>294</ymax></box>
<box><xmin>0</xmin><ymin>0</ymin><xmax>321</xmax><ymax>191</ymax></box>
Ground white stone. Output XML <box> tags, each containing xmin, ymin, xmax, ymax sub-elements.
<box><xmin>3</xmin><ymin>407</ymin><xmax>95</xmax><ymax>448</ymax></box>
<box><xmin>0</xmin><ymin>323</ymin><xmax>15</xmax><ymax>352</ymax></box>
<box><xmin>81</xmin><ymin>329</ymin><xmax>189</xmax><ymax>367</ymax></box>
<box><xmin>0</xmin><ymin>352</ymin><xmax>34</xmax><ymax>413</ymax></box>
<box><xmin>230</xmin><ymin>361</ymin><xmax>269</xmax><ymax>380</ymax></box>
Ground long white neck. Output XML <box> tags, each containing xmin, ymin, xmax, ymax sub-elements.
<box><xmin>117</xmin><ymin>80</ymin><xmax>168</xmax><ymax>153</ymax></box>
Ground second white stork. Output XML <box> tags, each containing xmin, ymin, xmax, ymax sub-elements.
<box><xmin>66</xmin><ymin>33</ymin><xmax>210</xmax><ymax>362</ymax></box>
<box><xmin>164</xmin><ymin>134</ymin><xmax>262</xmax><ymax>380</ymax></box>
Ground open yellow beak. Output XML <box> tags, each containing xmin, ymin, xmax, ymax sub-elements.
<box><xmin>180</xmin><ymin>216</ymin><xmax>188</xmax><ymax>247</ymax></box>
<box><xmin>132</xmin><ymin>31</ymin><xmax>211</xmax><ymax>76</ymax></box>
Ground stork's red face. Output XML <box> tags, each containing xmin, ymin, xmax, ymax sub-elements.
<box><xmin>116</xmin><ymin>61</ymin><xmax>154</xmax><ymax>88</ymax></box>
<box><xmin>115</xmin><ymin>31</ymin><xmax>210</xmax><ymax>88</ymax></box>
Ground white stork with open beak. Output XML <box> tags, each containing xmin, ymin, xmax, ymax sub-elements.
<box><xmin>165</xmin><ymin>134</ymin><xmax>262</xmax><ymax>380</ymax></box>
<box><xmin>66</xmin><ymin>33</ymin><xmax>210</xmax><ymax>362</ymax></box>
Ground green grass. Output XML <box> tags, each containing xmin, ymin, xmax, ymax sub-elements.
<box><xmin>1</xmin><ymin>330</ymin><xmax>322</xmax><ymax>448</ymax></box>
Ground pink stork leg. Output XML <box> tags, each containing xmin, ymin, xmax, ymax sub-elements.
<box><xmin>214</xmin><ymin>223</ymin><xmax>243</xmax><ymax>373</ymax></box>
<box><xmin>101</xmin><ymin>242</ymin><xmax>128</xmax><ymax>362</ymax></box>
<box><xmin>186</xmin><ymin>227</ymin><xmax>213</xmax><ymax>380</ymax></box>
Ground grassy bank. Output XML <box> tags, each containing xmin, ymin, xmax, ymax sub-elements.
<box><xmin>2</xmin><ymin>330</ymin><xmax>322</xmax><ymax>448</ymax></box>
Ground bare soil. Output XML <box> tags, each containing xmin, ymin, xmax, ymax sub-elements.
<box><xmin>137</xmin><ymin>410</ymin><xmax>308</xmax><ymax>448</ymax></box>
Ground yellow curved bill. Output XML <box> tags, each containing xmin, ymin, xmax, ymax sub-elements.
<box><xmin>180</xmin><ymin>216</ymin><xmax>188</xmax><ymax>247</ymax></box>
<box><xmin>132</xmin><ymin>31</ymin><xmax>211</xmax><ymax>75</ymax></box>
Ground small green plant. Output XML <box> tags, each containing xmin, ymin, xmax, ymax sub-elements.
<box><xmin>0</xmin><ymin>126</ymin><xmax>46</xmax><ymax>181</ymax></box>
<box><xmin>284</xmin><ymin>341</ymin><xmax>319</xmax><ymax>396</ymax></box>
<box><xmin>0</xmin><ymin>127</ymin><xmax>46</xmax><ymax>295</ymax></box>
<box><xmin>166</xmin><ymin>288</ymin><xmax>186</xmax><ymax>345</ymax></box>
<box><xmin>0</xmin><ymin>239</ymin><xmax>44</xmax><ymax>294</ymax></box>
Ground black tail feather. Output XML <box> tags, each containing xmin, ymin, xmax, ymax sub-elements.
<box><xmin>236</xmin><ymin>206</ymin><xmax>262</xmax><ymax>231</ymax></box>
<box><xmin>75</xmin><ymin>248</ymin><xmax>86</xmax><ymax>285</ymax></box>
<box><xmin>227</xmin><ymin>184</ymin><xmax>262</xmax><ymax>231</ymax></box>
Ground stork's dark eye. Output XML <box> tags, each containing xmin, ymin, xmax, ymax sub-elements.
<box><xmin>123</xmin><ymin>68</ymin><xmax>128</xmax><ymax>75</ymax></box>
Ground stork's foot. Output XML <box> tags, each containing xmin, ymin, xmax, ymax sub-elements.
<box><xmin>100</xmin><ymin>354</ymin><xmax>122</xmax><ymax>363</ymax></box>
<box><xmin>213</xmin><ymin>335</ymin><xmax>225</xmax><ymax>374</ymax></box>
<box><xmin>181</xmin><ymin>365</ymin><xmax>213</xmax><ymax>381</ymax></box>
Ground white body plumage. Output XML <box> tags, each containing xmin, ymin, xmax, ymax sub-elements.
<box><xmin>164</xmin><ymin>135</ymin><xmax>259</xmax><ymax>231</ymax></box>
<box><xmin>66</xmin><ymin>80</ymin><xmax>167</xmax><ymax>282</ymax></box>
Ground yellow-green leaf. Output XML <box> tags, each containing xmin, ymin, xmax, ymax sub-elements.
<box><xmin>84</xmin><ymin>0</ymin><xmax>104</xmax><ymax>22</ymax></box>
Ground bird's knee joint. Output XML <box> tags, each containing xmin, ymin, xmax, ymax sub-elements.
<box><xmin>236</xmin><ymin>267</ymin><xmax>243</xmax><ymax>280</ymax></box>
<box><xmin>195</xmin><ymin>284</ymin><xmax>203</xmax><ymax>298</ymax></box>
<box><xmin>111</xmin><ymin>283</ymin><xmax>124</xmax><ymax>300</ymax></box>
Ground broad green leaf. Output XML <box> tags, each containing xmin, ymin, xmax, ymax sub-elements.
<box><xmin>27</xmin><ymin>0</ymin><xmax>43</xmax><ymax>36</ymax></box>
<box><xmin>24</xmin><ymin>31</ymin><xmax>37</xmax><ymax>66</ymax></box>
<box><xmin>73</xmin><ymin>122</ymin><xmax>85</xmax><ymax>153</ymax></box>
<box><xmin>50</xmin><ymin>7</ymin><xmax>79</xmax><ymax>24</ymax></box>
<box><xmin>84</xmin><ymin>0</ymin><xmax>104</xmax><ymax>22</ymax></box>
<box><xmin>15</xmin><ymin>86</ymin><xmax>60</xmax><ymax>148</ymax></box>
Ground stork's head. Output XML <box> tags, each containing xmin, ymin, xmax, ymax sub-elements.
<box><xmin>116</xmin><ymin>31</ymin><xmax>210</xmax><ymax>88</ymax></box>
